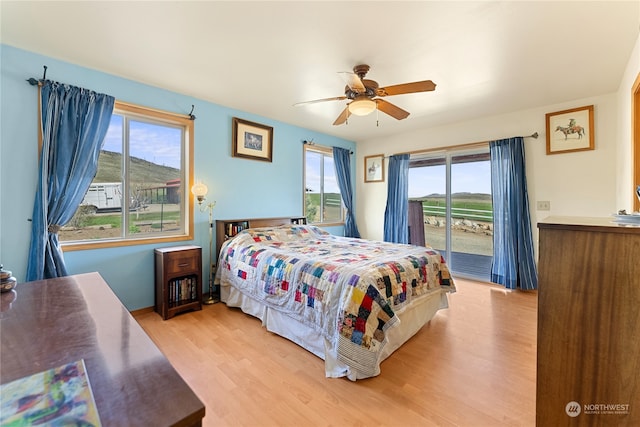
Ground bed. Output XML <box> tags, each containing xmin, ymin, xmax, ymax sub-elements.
<box><xmin>215</xmin><ymin>222</ymin><xmax>456</xmax><ymax>380</ymax></box>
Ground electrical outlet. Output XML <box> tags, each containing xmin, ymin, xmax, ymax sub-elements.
<box><xmin>537</xmin><ymin>201</ymin><xmax>551</xmax><ymax>211</ymax></box>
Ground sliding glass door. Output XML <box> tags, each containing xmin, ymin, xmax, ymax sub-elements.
<box><xmin>408</xmin><ymin>157</ymin><xmax>447</xmax><ymax>253</ymax></box>
<box><xmin>408</xmin><ymin>148</ymin><xmax>493</xmax><ymax>281</ymax></box>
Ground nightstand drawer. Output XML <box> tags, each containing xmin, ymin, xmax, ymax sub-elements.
<box><xmin>166</xmin><ymin>252</ymin><xmax>198</xmax><ymax>274</ymax></box>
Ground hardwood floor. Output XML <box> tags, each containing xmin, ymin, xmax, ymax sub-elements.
<box><xmin>135</xmin><ymin>279</ymin><xmax>537</xmax><ymax>426</ymax></box>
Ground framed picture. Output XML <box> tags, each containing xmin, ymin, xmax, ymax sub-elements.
<box><xmin>545</xmin><ymin>105</ymin><xmax>594</xmax><ymax>155</ymax></box>
<box><xmin>364</xmin><ymin>154</ymin><xmax>385</xmax><ymax>182</ymax></box>
<box><xmin>232</xmin><ymin>117</ymin><xmax>273</xmax><ymax>162</ymax></box>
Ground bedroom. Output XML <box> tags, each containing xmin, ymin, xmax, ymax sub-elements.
<box><xmin>1</xmin><ymin>1</ymin><xmax>639</xmax><ymax>426</ymax></box>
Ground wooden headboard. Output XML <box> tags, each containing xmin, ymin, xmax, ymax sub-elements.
<box><xmin>215</xmin><ymin>216</ymin><xmax>306</xmax><ymax>259</ymax></box>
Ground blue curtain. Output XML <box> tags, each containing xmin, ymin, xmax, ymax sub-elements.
<box><xmin>332</xmin><ymin>147</ymin><xmax>361</xmax><ymax>238</ymax></box>
<box><xmin>489</xmin><ymin>137</ymin><xmax>538</xmax><ymax>290</ymax></box>
<box><xmin>26</xmin><ymin>81</ymin><xmax>115</xmax><ymax>281</ymax></box>
<box><xmin>383</xmin><ymin>154</ymin><xmax>410</xmax><ymax>243</ymax></box>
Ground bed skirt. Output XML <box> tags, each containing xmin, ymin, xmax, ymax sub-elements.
<box><xmin>220</xmin><ymin>281</ymin><xmax>449</xmax><ymax>380</ymax></box>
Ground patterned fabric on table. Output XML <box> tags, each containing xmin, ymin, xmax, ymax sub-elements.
<box><xmin>217</xmin><ymin>225</ymin><xmax>455</xmax><ymax>377</ymax></box>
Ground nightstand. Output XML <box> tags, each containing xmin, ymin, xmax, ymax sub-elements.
<box><xmin>154</xmin><ymin>245</ymin><xmax>202</xmax><ymax>320</ymax></box>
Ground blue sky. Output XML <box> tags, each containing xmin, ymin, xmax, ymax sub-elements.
<box><xmin>102</xmin><ymin>115</ymin><xmax>182</xmax><ymax>169</ymax></box>
<box><xmin>409</xmin><ymin>161</ymin><xmax>491</xmax><ymax>197</ymax></box>
<box><xmin>305</xmin><ymin>151</ymin><xmax>340</xmax><ymax>193</ymax></box>
<box><xmin>305</xmin><ymin>152</ymin><xmax>491</xmax><ymax>196</ymax></box>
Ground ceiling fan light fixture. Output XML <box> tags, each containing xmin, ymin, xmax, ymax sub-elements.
<box><xmin>348</xmin><ymin>97</ymin><xmax>376</xmax><ymax>116</ymax></box>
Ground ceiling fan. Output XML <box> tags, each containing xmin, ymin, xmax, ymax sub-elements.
<box><xmin>294</xmin><ymin>64</ymin><xmax>436</xmax><ymax>125</ymax></box>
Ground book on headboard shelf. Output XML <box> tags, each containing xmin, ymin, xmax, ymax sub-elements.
<box><xmin>225</xmin><ymin>221</ymin><xmax>250</xmax><ymax>238</ymax></box>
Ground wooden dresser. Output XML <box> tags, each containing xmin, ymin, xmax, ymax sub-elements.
<box><xmin>537</xmin><ymin>217</ymin><xmax>640</xmax><ymax>426</ymax></box>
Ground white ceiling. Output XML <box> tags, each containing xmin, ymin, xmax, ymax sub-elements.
<box><xmin>2</xmin><ymin>1</ymin><xmax>639</xmax><ymax>142</ymax></box>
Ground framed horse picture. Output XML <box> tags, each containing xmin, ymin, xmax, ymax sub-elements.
<box><xmin>364</xmin><ymin>154</ymin><xmax>384</xmax><ymax>182</ymax></box>
<box><xmin>545</xmin><ymin>105</ymin><xmax>594</xmax><ymax>154</ymax></box>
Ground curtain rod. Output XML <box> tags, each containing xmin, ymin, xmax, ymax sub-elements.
<box><xmin>303</xmin><ymin>139</ymin><xmax>353</xmax><ymax>155</ymax></box>
<box><xmin>388</xmin><ymin>132</ymin><xmax>539</xmax><ymax>158</ymax></box>
<box><xmin>27</xmin><ymin>65</ymin><xmax>197</xmax><ymax>120</ymax></box>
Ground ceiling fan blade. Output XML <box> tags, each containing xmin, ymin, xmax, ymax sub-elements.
<box><xmin>377</xmin><ymin>80</ymin><xmax>436</xmax><ymax>97</ymax></box>
<box><xmin>338</xmin><ymin>72</ymin><xmax>366</xmax><ymax>93</ymax></box>
<box><xmin>333</xmin><ymin>106</ymin><xmax>351</xmax><ymax>126</ymax></box>
<box><xmin>376</xmin><ymin>99</ymin><xmax>410</xmax><ymax>120</ymax></box>
<box><xmin>293</xmin><ymin>96</ymin><xmax>347</xmax><ymax>107</ymax></box>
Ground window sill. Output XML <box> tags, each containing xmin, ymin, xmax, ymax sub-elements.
<box><xmin>61</xmin><ymin>233</ymin><xmax>194</xmax><ymax>251</ymax></box>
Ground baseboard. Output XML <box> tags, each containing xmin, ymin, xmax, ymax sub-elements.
<box><xmin>131</xmin><ymin>306</ymin><xmax>155</xmax><ymax>317</ymax></box>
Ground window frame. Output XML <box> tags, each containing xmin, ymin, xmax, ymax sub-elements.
<box><xmin>633</xmin><ymin>72</ymin><xmax>640</xmax><ymax>212</ymax></box>
<box><xmin>60</xmin><ymin>101</ymin><xmax>195</xmax><ymax>251</ymax></box>
<box><xmin>303</xmin><ymin>144</ymin><xmax>345</xmax><ymax>226</ymax></box>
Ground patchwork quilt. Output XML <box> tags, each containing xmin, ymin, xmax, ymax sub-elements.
<box><xmin>217</xmin><ymin>225</ymin><xmax>455</xmax><ymax>377</ymax></box>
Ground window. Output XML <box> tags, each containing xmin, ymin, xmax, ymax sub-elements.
<box><xmin>60</xmin><ymin>101</ymin><xmax>194</xmax><ymax>249</ymax></box>
<box><xmin>304</xmin><ymin>145</ymin><xmax>344</xmax><ymax>225</ymax></box>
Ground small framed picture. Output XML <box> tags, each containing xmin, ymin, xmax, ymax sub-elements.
<box><xmin>232</xmin><ymin>117</ymin><xmax>273</xmax><ymax>162</ymax></box>
<box><xmin>545</xmin><ymin>105</ymin><xmax>594</xmax><ymax>155</ymax></box>
<box><xmin>364</xmin><ymin>154</ymin><xmax>384</xmax><ymax>182</ymax></box>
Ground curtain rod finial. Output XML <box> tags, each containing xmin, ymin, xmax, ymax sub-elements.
<box><xmin>27</xmin><ymin>65</ymin><xmax>49</xmax><ymax>86</ymax></box>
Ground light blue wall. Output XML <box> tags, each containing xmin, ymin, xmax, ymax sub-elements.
<box><xmin>0</xmin><ymin>45</ymin><xmax>356</xmax><ymax>310</ymax></box>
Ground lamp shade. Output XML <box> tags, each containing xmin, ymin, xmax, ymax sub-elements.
<box><xmin>348</xmin><ymin>97</ymin><xmax>376</xmax><ymax>116</ymax></box>
<box><xmin>191</xmin><ymin>181</ymin><xmax>208</xmax><ymax>199</ymax></box>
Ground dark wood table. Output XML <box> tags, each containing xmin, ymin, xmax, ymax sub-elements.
<box><xmin>0</xmin><ymin>272</ymin><xmax>205</xmax><ymax>426</ymax></box>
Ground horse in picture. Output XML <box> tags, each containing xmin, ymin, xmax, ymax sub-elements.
<box><xmin>555</xmin><ymin>124</ymin><xmax>585</xmax><ymax>140</ymax></box>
